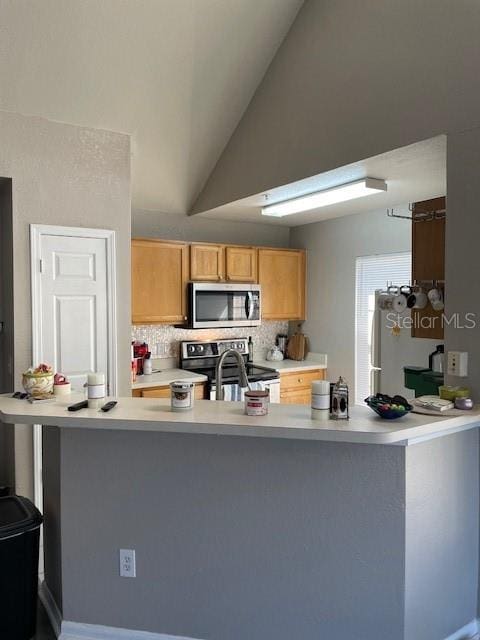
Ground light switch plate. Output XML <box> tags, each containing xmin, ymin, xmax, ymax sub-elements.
<box><xmin>447</xmin><ymin>351</ymin><xmax>468</xmax><ymax>377</ymax></box>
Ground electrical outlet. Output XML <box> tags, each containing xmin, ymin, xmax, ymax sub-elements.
<box><xmin>119</xmin><ymin>549</ymin><xmax>136</xmax><ymax>578</ymax></box>
<box><xmin>447</xmin><ymin>351</ymin><xmax>468</xmax><ymax>377</ymax></box>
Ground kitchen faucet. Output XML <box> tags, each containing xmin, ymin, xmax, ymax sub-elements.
<box><xmin>215</xmin><ymin>349</ymin><xmax>250</xmax><ymax>400</ymax></box>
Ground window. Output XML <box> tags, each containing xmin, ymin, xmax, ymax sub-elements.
<box><xmin>355</xmin><ymin>252</ymin><xmax>411</xmax><ymax>404</ymax></box>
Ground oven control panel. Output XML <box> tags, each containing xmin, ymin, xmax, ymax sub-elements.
<box><xmin>181</xmin><ymin>339</ymin><xmax>248</xmax><ymax>360</ymax></box>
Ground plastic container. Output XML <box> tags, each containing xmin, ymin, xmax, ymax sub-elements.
<box><xmin>0</xmin><ymin>495</ymin><xmax>43</xmax><ymax>640</ymax></box>
<box><xmin>311</xmin><ymin>379</ymin><xmax>330</xmax><ymax>421</ymax></box>
<box><xmin>170</xmin><ymin>381</ymin><xmax>194</xmax><ymax>411</ymax></box>
<box><xmin>245</xmin><ymin>389</ymin><xmax>269</xmax><ymax>416</ymax></box>
<box><xmin>87</xmin><ymin>372</ymin><xmax>106</xmax><ymax>408</ymax></box>
<box><xmin>439</xmin><ymin>385</ymin><xmax>470</xmax><ymax>401</ymax></box>
<box><xmin>404</xmin><ymin>367</ymin><xmax>443</xmax><ymax>397</ymax></box>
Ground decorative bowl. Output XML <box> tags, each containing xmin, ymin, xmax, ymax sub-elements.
<box><xmin>364</xmin><ymin>394</ymin><xmax>413</xmax><ymax>420</ymax></box>
<box><xmin>22</xmin><ymin>372</ymin><xmax>54</xmax><ymax>397</ymax></box>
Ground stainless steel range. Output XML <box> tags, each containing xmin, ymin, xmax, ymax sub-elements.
<box><xmin>179</xmin><ymin>338</ymin><xmax>280</xmax><ymax>402</ymax></box>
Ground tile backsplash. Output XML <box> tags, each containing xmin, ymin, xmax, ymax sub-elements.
<box><xmin>132</xmin><ymin>322</ymin><xmax>289</xmax><ymax>362</ymax></box>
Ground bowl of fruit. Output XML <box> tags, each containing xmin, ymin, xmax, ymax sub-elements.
<box><xmin>364</xmin><ymin>394</ymin><xmax>413</xmax><ymax>420</ymax></box>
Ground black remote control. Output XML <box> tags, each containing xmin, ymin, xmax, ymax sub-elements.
<box><xmin>67</xmin><ymin>400</ymin><xmax>89</xmax><ymax>412</ymax></box>
<box><xmin>100</xmin><ymin>401</ymin><xmax>117</xmax><ymax>412</ymax></box>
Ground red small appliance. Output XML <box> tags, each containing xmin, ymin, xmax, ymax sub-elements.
<box><xmin>133</xmin><ymin>341</ymin><xmax>149</xmax><ymax>375</ymax></box>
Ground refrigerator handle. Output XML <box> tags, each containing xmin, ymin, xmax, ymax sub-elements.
<box><xmin>370</xmin><ymin>302</ymin><xmax>382</xmax><ymax>395</ymax></box>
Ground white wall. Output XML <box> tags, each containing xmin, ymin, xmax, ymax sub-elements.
<box><xmin>193</xmin><ymin>0</ymin><xmax>480</xmax><ymax>213</ymax></box>
<box><xmin>132</xmin><ymin>209</ymin><xmax>290</xmax><ymax>247</ymax></box>
<box><xmin>0</xmin><ymin>111</ymin><xmax>131</xmax><ymax>497</ymax></box>
<box><xmin>290</xmin><ymin>208</ymin><xmax>412</xmax><ymax>393</ymax></box>
<box><xmin>445</xmin><ymin>127</ymin><xmax>480</xmax><ymax>397</ymax></box>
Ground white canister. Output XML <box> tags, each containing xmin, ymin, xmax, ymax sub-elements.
<box><xmin>311</xmin><ymin>379</ymin><xmax>330</xmax><ymax>421</ymax></box>
<box><xmin>87</xmin><ymin>372</ymin><xmax>106</xmax><ymax>408</ymax></box>
<box><xmin>245</xmin><ymin>389</ymin><xmax>269</xmax><ymax>416</ymax></box>
<box><xmin>53</xmin><ymin>382</ymin><xmax>72</xmax><ymax>397</ymax></box>
<box><xmin>170</xmin><ymin>381</ymin><xmax>194</xmax><ymax>411</ymax></box>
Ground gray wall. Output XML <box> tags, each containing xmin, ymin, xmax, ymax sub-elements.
<box><xmin>445</xmin><ymin>127</ymin><xmax>480</xmax><ymax>396</ymax></box>
<box><xmin>0</xmin><ymin>111</ymin><xmax>131</xmax><ymax>497</ymax></box>
<box><xmin>0</xmin><ymin>179</ymin><xmax>15</xmax><ymax>489</ymax></box>
<box><xmin>405</xmin><ymin>430</ymin><xmax>479</xmax><ymax>639</ymax></box>
<box><xmin>290</xmin><ymin>208</ymin><xmax>412</xmax><ymax>393</ymax></box>
<box><xmin>0</xmin><ymin>178</ymin><xmax>13</xmax><ymax>394</ymax></box>
<box><xmin>58</xmin><ymin>429</ymin><xmax>406</xmax><ymax>640</ymax></box>
<box><xmin>132</xmin><ymin>209</ymin><xmax>290</xmax><ymax>247</ymax></box>
<box><xmin>42</xmin><ymin>427</ymin><xmax>62</xmax><ymax>610</ymax></box>
<box><xmin>193</xmin><ymin>0</ymin><xmax>480</xmax><ymax>212</ymax></box>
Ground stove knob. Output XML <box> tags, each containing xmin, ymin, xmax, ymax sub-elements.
<box><xmin>187</xmin><ymin>345</ymin><xmax>195</xmax><ymax>354</ymax></box>
<box><xmin>196</xmin><ymin>344</ymin><xmax>204</xmax><ymax>353</ymax></box>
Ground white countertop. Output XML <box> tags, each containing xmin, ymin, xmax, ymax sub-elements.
<box><xmin>132</xmin><ymin>369</ymin><xmax>207</xmax><ymax>390</ymax></box>
<box><xmin>132</xmin><ymin>354</ymin><xmax>327</xmax><ymax>390</ymax></box>
<box><xmin>1</xmin><ymin>394</ymin><xmax>479</xmax><ymax>446</ymax></box>
<box><xmin>254</xmin><ymin>357</ymin><xmax>327</xmax><ymax>374</ymax></box>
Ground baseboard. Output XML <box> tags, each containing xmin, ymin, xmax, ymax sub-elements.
<box><xmin>38</xmin><ymin>579</ymin><xmax>62</xmax><ymax>637</ymax></box>
<box><xmin>59</xmin><ymin>621</ymin><xmax>202</xmax><ymax>640</ymax></box>
<box><xmin>443</xmin><ymin>619</ymin><xmax>479</xmax><ymax>640</ymax></box>
<box><xmin>38</xmin><ymin>589</ymin><xmax>479</xmax><ymax>640</ymax></box>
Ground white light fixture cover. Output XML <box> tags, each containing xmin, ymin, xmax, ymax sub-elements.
<box><xmin>261</xmin><ymin>178</ymin><xmax>387</xmax><ymax>217</ymax></box>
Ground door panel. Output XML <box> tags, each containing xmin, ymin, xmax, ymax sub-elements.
<box><xmin>54</xmin><ymin>296</ymin><xmax>97</xmax><ymax>374</ymax></box>
<box><xmin>258</xmin><ymin>249</ymin><xmax>306</xmax><ymax>320</ymax></box>
<box><xmin>190</xmin><ymin>244</ymin><xmax>224</xmax><ymax>281</ymax></box>
<box><xmin>225</xmin><ymin>246</ymin><xmax>257</xmax><ymax>282</ymax></box>
<box><xmin>132</xmin><ymin>240</ymin><xmax>188</xmax><ymax>324</ymax></box>
<box><xmin>40</xmin><ymin>234</ymin><xmax>109</xmax><ymax>392</ymax></box>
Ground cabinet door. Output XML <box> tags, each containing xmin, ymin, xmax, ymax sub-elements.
<box><xmin>225</xmin><ymin>246</ymin><xmax>257</xmax><ymax>282</ymax></box>
<box><xmin>190</xmin><ymin>244</ymin><xmax>224</xmax><ymax>281</ymax></box>
<box><xmin>132</xmin><ymin>239</ymin><xmax>189</xmax><ymax>324</ymax></box>
<box><xmin>258</xmin><ymin>249</ymin><xmax>306</xmax><ymax>320</ymax></box>
<box><xmin>280</xmin><ymin>369</ymin><xmax>325</xmax><ymax>404</ymax></box>
<box><xmin>141</xmin><ymin>383</ymin><xmax>205</xmax><ymax>399</ymax></box>
<box><xmin>411</xmin><ymin>197</ymin><xmax>445</xmax><ymax>339</ymax></box>
<box><xmin>142</xmin><ymin>387</ymin><xmax>170</xmax><ymax>398</ymax></box>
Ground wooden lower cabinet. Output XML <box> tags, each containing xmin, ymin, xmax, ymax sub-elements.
<box><xmin>132</xmin><ymin>383</ymin><xmax>206</xmax><ymax>399</ymax></box>
<box><xmin>280</xmin><ymin>369</ymin><xmax>326</xmax><ymax>405</ymax></box>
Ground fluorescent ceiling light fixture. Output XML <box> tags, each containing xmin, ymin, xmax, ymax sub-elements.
<box><xmin>261</xmin><ymin>178</ymin><xmax>387</xmax><ymax>217</ymax></box>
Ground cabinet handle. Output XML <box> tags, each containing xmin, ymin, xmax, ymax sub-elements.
<box><xmin>298</xmin><ymin>378</ymin><xmax>303</xmax><ymax>383</ymax></box>
<box><xmin>226</xmin><ymin>275</ymin><xmax>230</xmax><ymax>281</ymax></box>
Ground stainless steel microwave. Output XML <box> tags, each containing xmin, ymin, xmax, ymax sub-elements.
<box><xmin>187</xmin><ymin>282</ymin><xmax>261</xmax><ymax>329</ymax></box>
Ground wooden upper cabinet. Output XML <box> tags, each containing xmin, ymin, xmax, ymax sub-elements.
<box><xmin>411</xmin><ymin>196</ymin><xmax>446</xmax><ymax>339</ymax></box>
<box><xmin>132</xmin><ymin>239</ymin><xmax>189</xmax><ymax>324</ymax></box>
<box><xmin>190</xmin><ymin>244</ymin><xmax>224</xmax><ymax>281</ymax></box>
<box><xmin>412</xmin><ymin>197</ymin><xmax>445</xmax><ymax>281</ymax></box>
<box><xmin>225</xmin><ymin>246</ymin><xmax>257</xmax><ymax>282</ymax></box>
<box><xmin>258</xmin><ymin>248</ymin><xmax>306</xmax><ymax>320</ymax></box>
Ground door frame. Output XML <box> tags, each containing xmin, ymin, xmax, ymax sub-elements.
<box><xmin>30</xmin><ymin>224</ymin><xmax>117</xmax><ymax>507</ymax></box>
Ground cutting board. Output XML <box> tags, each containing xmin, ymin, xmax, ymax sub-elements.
<box><xmin>287</xmin><ymin>326</ymin><xmax>309</xmax><ymax>361</ymax></box>
<box><xmin>411</xmin><ymin>405</ymin><xmax>470</xmax><ymax>417</ymax></box>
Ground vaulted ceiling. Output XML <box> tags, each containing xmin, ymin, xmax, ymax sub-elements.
<box><xmin>0</xmin><ymin>0</ymin><xmax>303</xmax><ymax>213</ymax></box>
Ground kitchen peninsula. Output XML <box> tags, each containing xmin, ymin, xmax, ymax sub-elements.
<box><xmin>1</xmin><ymin>396</ymin><xmax>478</xmax><ymax>640</ymax></box>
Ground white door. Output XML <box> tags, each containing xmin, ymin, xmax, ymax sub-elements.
<box><xmin>31</xmin><ymin>225</ymin><xmax>117</xmax><ymax>394</ymax></box>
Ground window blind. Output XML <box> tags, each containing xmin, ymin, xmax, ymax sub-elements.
<box><xmin>355</xmin><ymin>252</ymin><xmax>411</xmax><ymax>404</ymax></box>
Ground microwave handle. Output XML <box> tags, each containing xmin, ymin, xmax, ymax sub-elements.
<box><xmin>245</xmin><ymin>292</ymin><xmax>254</xmax><ymax>319</ymax></box>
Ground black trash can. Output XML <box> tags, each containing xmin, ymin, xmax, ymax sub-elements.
<box><xmin>0</xmin><ymin>495</ymin><xmax>43</xmax><ymax>640</ymax></box>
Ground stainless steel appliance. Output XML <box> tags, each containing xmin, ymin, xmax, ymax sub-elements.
<box><xmin>180</xmin><ymin>338</ymin><xmax>280</xmax><ymax>402</ymax></box>
<box><xmin>187</xmin><ymin>283</ymin><xmax>261</xmax><ymax>329</ymax></box>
